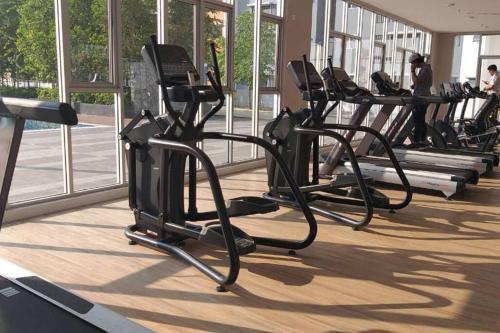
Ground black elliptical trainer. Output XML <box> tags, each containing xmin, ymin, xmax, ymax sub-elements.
<box><xmin>263</xmin><ymin>55</ymin><xmax>412</xmax><ymax>230</ymax></box>
<box><xmin>119</xmin><ymin>36</ymin><xmax>317</xmax><ymax>291</ymax></box>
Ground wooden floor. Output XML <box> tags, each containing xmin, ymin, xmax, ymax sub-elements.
<box><xmin>1</xmin><ymin>168</ymin><xmax>499</xmax><ymax>332</ymax></box>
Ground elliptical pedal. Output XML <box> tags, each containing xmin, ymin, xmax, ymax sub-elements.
<box><xmin>202</xmin><ymin>223</ymin><xmax>256</xmax><ymax>255</ymax></box>
<box><xmin>225</xmin><ymin>196</ymin><xmax>279</xmax><ymax>217</ymax></box>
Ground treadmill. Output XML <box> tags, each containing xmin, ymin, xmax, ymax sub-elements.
<box><xmin>365</xmin><ymin>72</ymin><xmax>498</xmax><ymax>174</ymax></box>
<box><xmin>0</xmin><ymin>97</ymin><xmax>151</xmax><ymax>333</ymax></box>
<box><xmin>320</xmin><ymin>67</ymin><xmax>479</xmax><ymax>199</ymax></box>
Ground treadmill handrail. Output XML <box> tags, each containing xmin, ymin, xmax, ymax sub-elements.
<box><xmin>0</xmin><ymin>97</ymin><xmax>78</xmax><ymax>126</ymax></box>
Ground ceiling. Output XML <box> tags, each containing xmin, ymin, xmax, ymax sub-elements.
<box><xmin>353</xmin><ymin>0</ymin><xmax>500</xmax><ymax>33</ymax></box>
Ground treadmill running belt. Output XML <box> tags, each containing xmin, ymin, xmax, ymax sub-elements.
<box><xmin>0</xmin><ymin>276</ymin><xmax>104</xmax><ymax>333</ymax></box>
<box><xmin>356</xmin><ymin>157</ymin><xmax>479</xmax><ymax>183</ymax></box>
<box><xmin>419</xmin><ymin>147</ymin><xmax>499</xmax><ymax>165</ymax></box>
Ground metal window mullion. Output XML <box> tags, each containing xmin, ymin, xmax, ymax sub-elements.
<box><xmin>204</xmin><ymin>0</ymin><xmax>232</xmax><ymax>10</ymax></box>
<box><xmin>227</xmin><ymin>94</ymin><xmax>233</xmax><ymax>163</ymax></box>
<box><xmin>158</xmin><ymin>0</ymin><xmax>167</xmax><ymax>115</ymax></box>
<box><xmin>196</xmin><ymin>0</ymin><xmax>204</xmax><ymax>159</ymax></box>
<box><xmin>113</xmin><ymin>0</ymin><xmax>125</xmax><ymax>184</ymax></box>
<box><xmin>251</xmin><ymin>0</ymin><xmax>262</xmax><ymax>159</ymax></box>
<box><xmin>364</xmin><ymin>11</ymin><xmax>375</xmax><ymax>125</ymax></box>
<box><xmin>67</xmin><ymin>86</ymin><xmax>121</xmax><ymax>93</ymax></box>
<box><xmin>225</xmin><ymin>7</ymin><xmax>234</xmax><ymax>163</ymax></box>
<box><xmin>321</xmin><ymin>0</ymin><xmax>331</xmax><ymax>147</ymax></box>
<box><xmin>322</xmin><ymin>0</ymin><xmax>332</xmax><ymax>70</ymax></box>
<box><xmin>54</xmin><ymin>0</ymin><xmax>74</xmax><ymax>195</ymax></box>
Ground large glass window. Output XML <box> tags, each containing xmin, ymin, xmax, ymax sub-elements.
<box><xmin>393</xmin><ymin>49</ymin><xmax>404</xmax><ymax>86</ymax></box>
<box><xmin>262</xmin><ymin>0</ymin><xmax>282</xmax><ymax>16</ymax></box>
<box><xmin>203</xmin><ymin>7</ymin><xmax>229</xmax><ymax>86</ymax></box>
<box><xmin>328</xmin><ymin>36</ymin><xmax>344</xmax><ymax>67</ymax></box>
<box><xmin>372</xmin><ymin>45</ymin><xmax>384</xmax><ymax>73</ymax></box>
<box><xmin>2</xmin><ymin>0</ymin><xmax>64</xmax><ymax>203</ymax></box>
<box><xmin>345</xmin><ymin>38</ymin><xmax>359</xmax><ymax>81</ymax></box>
<box><xmin>260</xmin><ymin>20</ymin><xmax>280</xmax><ymax>88</ymax></box>
<box><xmin>167</xmin><ymin>1</ymin><xmax>195</xmax><ymax>59</ymax></box>
<box><xmin>451</xmin><ymin>35</ymin><xmax>480</xmax><ymax>84</ymax></box>
<box><xmin>121</xmin><ymin>0</ymin><xmax>158</xmax><ymax>116</ymax></box>
<box><xmin>70</xmin><ymin>93</ymin><xmax>118</xmax><ymax>191</ymax></box>
<box><xmin>396</xmin><ymin>22</ymin><xmax>405</xmax><ymax>48</ymax></box>
<box><xmin>358</xmin><ymin>9</ymin><xmax>373</xmax><ymax>89</ymax></box>
<box><xmin>69</xmin><ymin>1</ymin><xmax>110</xmax><ymax>83</ymax></box>
<box><xmin>310</xmin><ymin>0</ymin><xmax>327</xmax><ymax>69</ymax></box>
<box><xmin>331</xmin><ymin>0</ymin><xmax>345</xmax><ymax>32</ymax></box>
<box><xmin>384</xmin><ymin>19</ymin><xmax>395</xmax><ymax>75</ymax></box>
<box><xmin>233</xmin><ymin>0</ymin><xmax>255</xmax><ymax>163</ymax></box>
<box><xmin>202</xmin><ymin>6</ymin><xmax>230</xmax><ymax>164</ymax></box>
<box><xmin>346</xmin><ymin>4</ymin><xmax>360</xmax><ymax>36</ymax></box>
<box><xmin>480</xmin><ymin>35</ymin><xmax>500</xmax><ymax>56</ymax></box>
<box><xmin>374</xmin><ymin>15</ymin><xmax>385</xmax><ymax>42</ymax></box>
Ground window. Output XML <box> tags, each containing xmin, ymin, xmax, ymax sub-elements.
<box><xmin>70</xmin><ymin>93</ymin><xmax>118</xmax><ymax>191</ymax></box>
<box><xmin>233</xmin><ymin>0</ymin><xmax>255</xmax><ymax>163</ymax></box>
<box><xmin>121</xmin><ymin>0</ymin><xmax>158</xmax><ymax>116</ymax></box>
<box><xmin>345</xmin><ymin>38</ymin><xmax>359</xmax><ymax>82</ymax></box>
<box><xmin>262</xmin><ymin>0</ymin><xmax>282</xmax><ymax>16</ymax></box>
<box><xmin>328</xmin><ymin>36</ymin><xmax>344</xmax><ymax>67</ymax></box>
<box><xmin>2</xmin><ymin>0</ymin><xmax>65</xmax><ymax>203</ymax></box>
<box><xmin>358</xmin><ymin>9</ymin><xmax>373</xmax><ymax>89</ymax></box>
<box><xmin>331</xmin><ymin>0</ymin><xmax>345</xmax><ymax>32</ymax></box>
<box><xmin>372</xmin><ymin>45</ymin><xmax>384</xmax><ymax>72</ymax></box>
<box><xmin>384</xmin><ymin>19</ymin><xmax>395</xmax><ymax>75</ymax></box>
<box><xmin>167</xmin><ymin>1</ymin><xmax>195</xmax><ymax>60</ymax></box>
<box><xmin>260</xmin><ymin>20</ymin><xmax>280</xmax><ymax>88</ymax></box>
<box><xmin>374</xmin><ymin>15</ymin><xmax>385</xmax><ymax>42</ymax></box>
<box><xmin>480</xmin><ymin>35</ymin><xmax>500</xmax><ymax>56</ymax></box>
<box><xmin>69</xmin><ymin>1</ymin><xmax>110</xmax><ymax>84</ymax></box>
<box><xmin>203</xmin><ymin>7</ymin><xmax>229</xmax><ymax>87</ymax></box>
<box><xmin>346</xmin><ymin>4</ymin><xmax>360</xmax><ymax>36</ymax></box>
<box><xmin>396</xmin><ymin>22</ymin><xmax>405</xmax><ymax>48</ymax></box>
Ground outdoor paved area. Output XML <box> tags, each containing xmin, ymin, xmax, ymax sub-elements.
<box><xmin>9</xmin><ymin>116</ymin><xmax>267</xmax><ymax>203</ymax></box>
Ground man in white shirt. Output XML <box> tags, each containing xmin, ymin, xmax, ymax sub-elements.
<box><xmin>483</xmin><ymin>64</ymin><xmax>500</xmax><ymax>95</ymax></box>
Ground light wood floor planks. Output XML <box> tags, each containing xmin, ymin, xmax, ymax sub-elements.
<box><xmin>0</xmin><ymin>168</ymin><xmax>499</xmax><ymax>332</ymax></box>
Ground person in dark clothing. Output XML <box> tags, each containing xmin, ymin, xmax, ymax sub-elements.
<box><xmin>409</xmin><ymin>53</ymin><xmax>433</xmax><ymax>147</ymax></box>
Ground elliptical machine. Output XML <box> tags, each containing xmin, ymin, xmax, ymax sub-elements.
<box><xmin>120</xmin><ymin>36</ymin><xmax>317</xmax><ymax>291</ymax></box>
<box><xmin>263</xmin><ymin>56</ymin><xmax>412</xmax><ymax>230</ymax></box>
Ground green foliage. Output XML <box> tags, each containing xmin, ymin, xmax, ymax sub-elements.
<box><xmin>0</xmin><ymin>86</ymin><xmax>37</xmax><ymax>98</ymax></box>
<box><xmin>121</xmin><ymin>0</ymin><xmax>156</xmax><ymax>62</ymax></box>
<box><xmin>234</xmin><ymin>11</ymin><xmax>277</xmax><ymax>87</ymax></box>
<box><xmin>71</xmin><ymin>93</ymin><xmax>114</xmax><ymax>105</ymax></box>
<box><xmin>36</xmin><ymin>87</ymin><xmax>58</xmax><ymax>101</ymax></box>
<box><xmin>0</xmin><ymin>0</ymin><xmax>22</xmax><ymax>82</ymax></box>
<box><xmin>1</xmin><ymin>0</ymin><xmax>277</xmax><ymax>104</ymax></box>
<box><xmin>234</xmin><ymin>12</ymin><xmax>255</xmax><ymax>88</ymax></box>
<box><xmin>16</xmin><ymin>0</ymin><xmax>57</xmax><ymax>82</ymax></box>
<box><xmin>69</xmin><ymin>0</ymin><xmax>108</xmax><ymax>82</ymax></box>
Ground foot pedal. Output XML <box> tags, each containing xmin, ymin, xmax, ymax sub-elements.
<box><xmin>226</xmin><ymin>196</ymin><xmax>279</xmax><ymax>217</ymax></box>
<box><xmin>331</xmin><ymin>173</ymin><xmax>374</xmax><ymax>187</ymax></box>
<box><xmin>202</xmin><ymin>224</ymin><xmax>256</xmax><ymax>255</ymax></box>
<box><xmin>347</xmin><ymin>186</ymin><xmax>390</xmax><ymax>206</ymax></box>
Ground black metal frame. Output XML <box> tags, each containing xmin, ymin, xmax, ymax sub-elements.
<box><xmin>121</xmin><ymin>36</ymin><xmax>318</xmax><ymax>291</ymax></box>
<box><xmin>0</xmin><ymin>116</ymin><xmax>25</xmax><ymax>228</ymax></box>
<box><xmin>263</xmin><ymin>56</ymin><xmax>412</xmax><ymax>230</ymax></box>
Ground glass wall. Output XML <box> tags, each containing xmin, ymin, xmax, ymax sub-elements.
<box><xmin>310</xmin><ymin>0</ymin><xmax>433</xmax><ymax>144</ymax></box>
<box><xmin>451</xmin><ymin>34</ymin><xmax>500</xmax><ymax>118</ymax></box>
<box><xmin>1</xmin><ymin>0</ymin><xmax>65</xmax><ymax>202</ymax></box>
<box><xmin>2</xmin><ymin>0</ymin><xmax>284</xmax><ymax>207</ymax></box>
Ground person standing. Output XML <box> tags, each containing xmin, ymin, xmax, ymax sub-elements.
<box><xmin>409</xmin><ymin>53</ymin><xmax>433</xmax><ymax>147</ymax></box>
<box><xmin>483</xmin><ymin>64</ymin><xmax>500</xmax><ymax>95</ymax></box>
